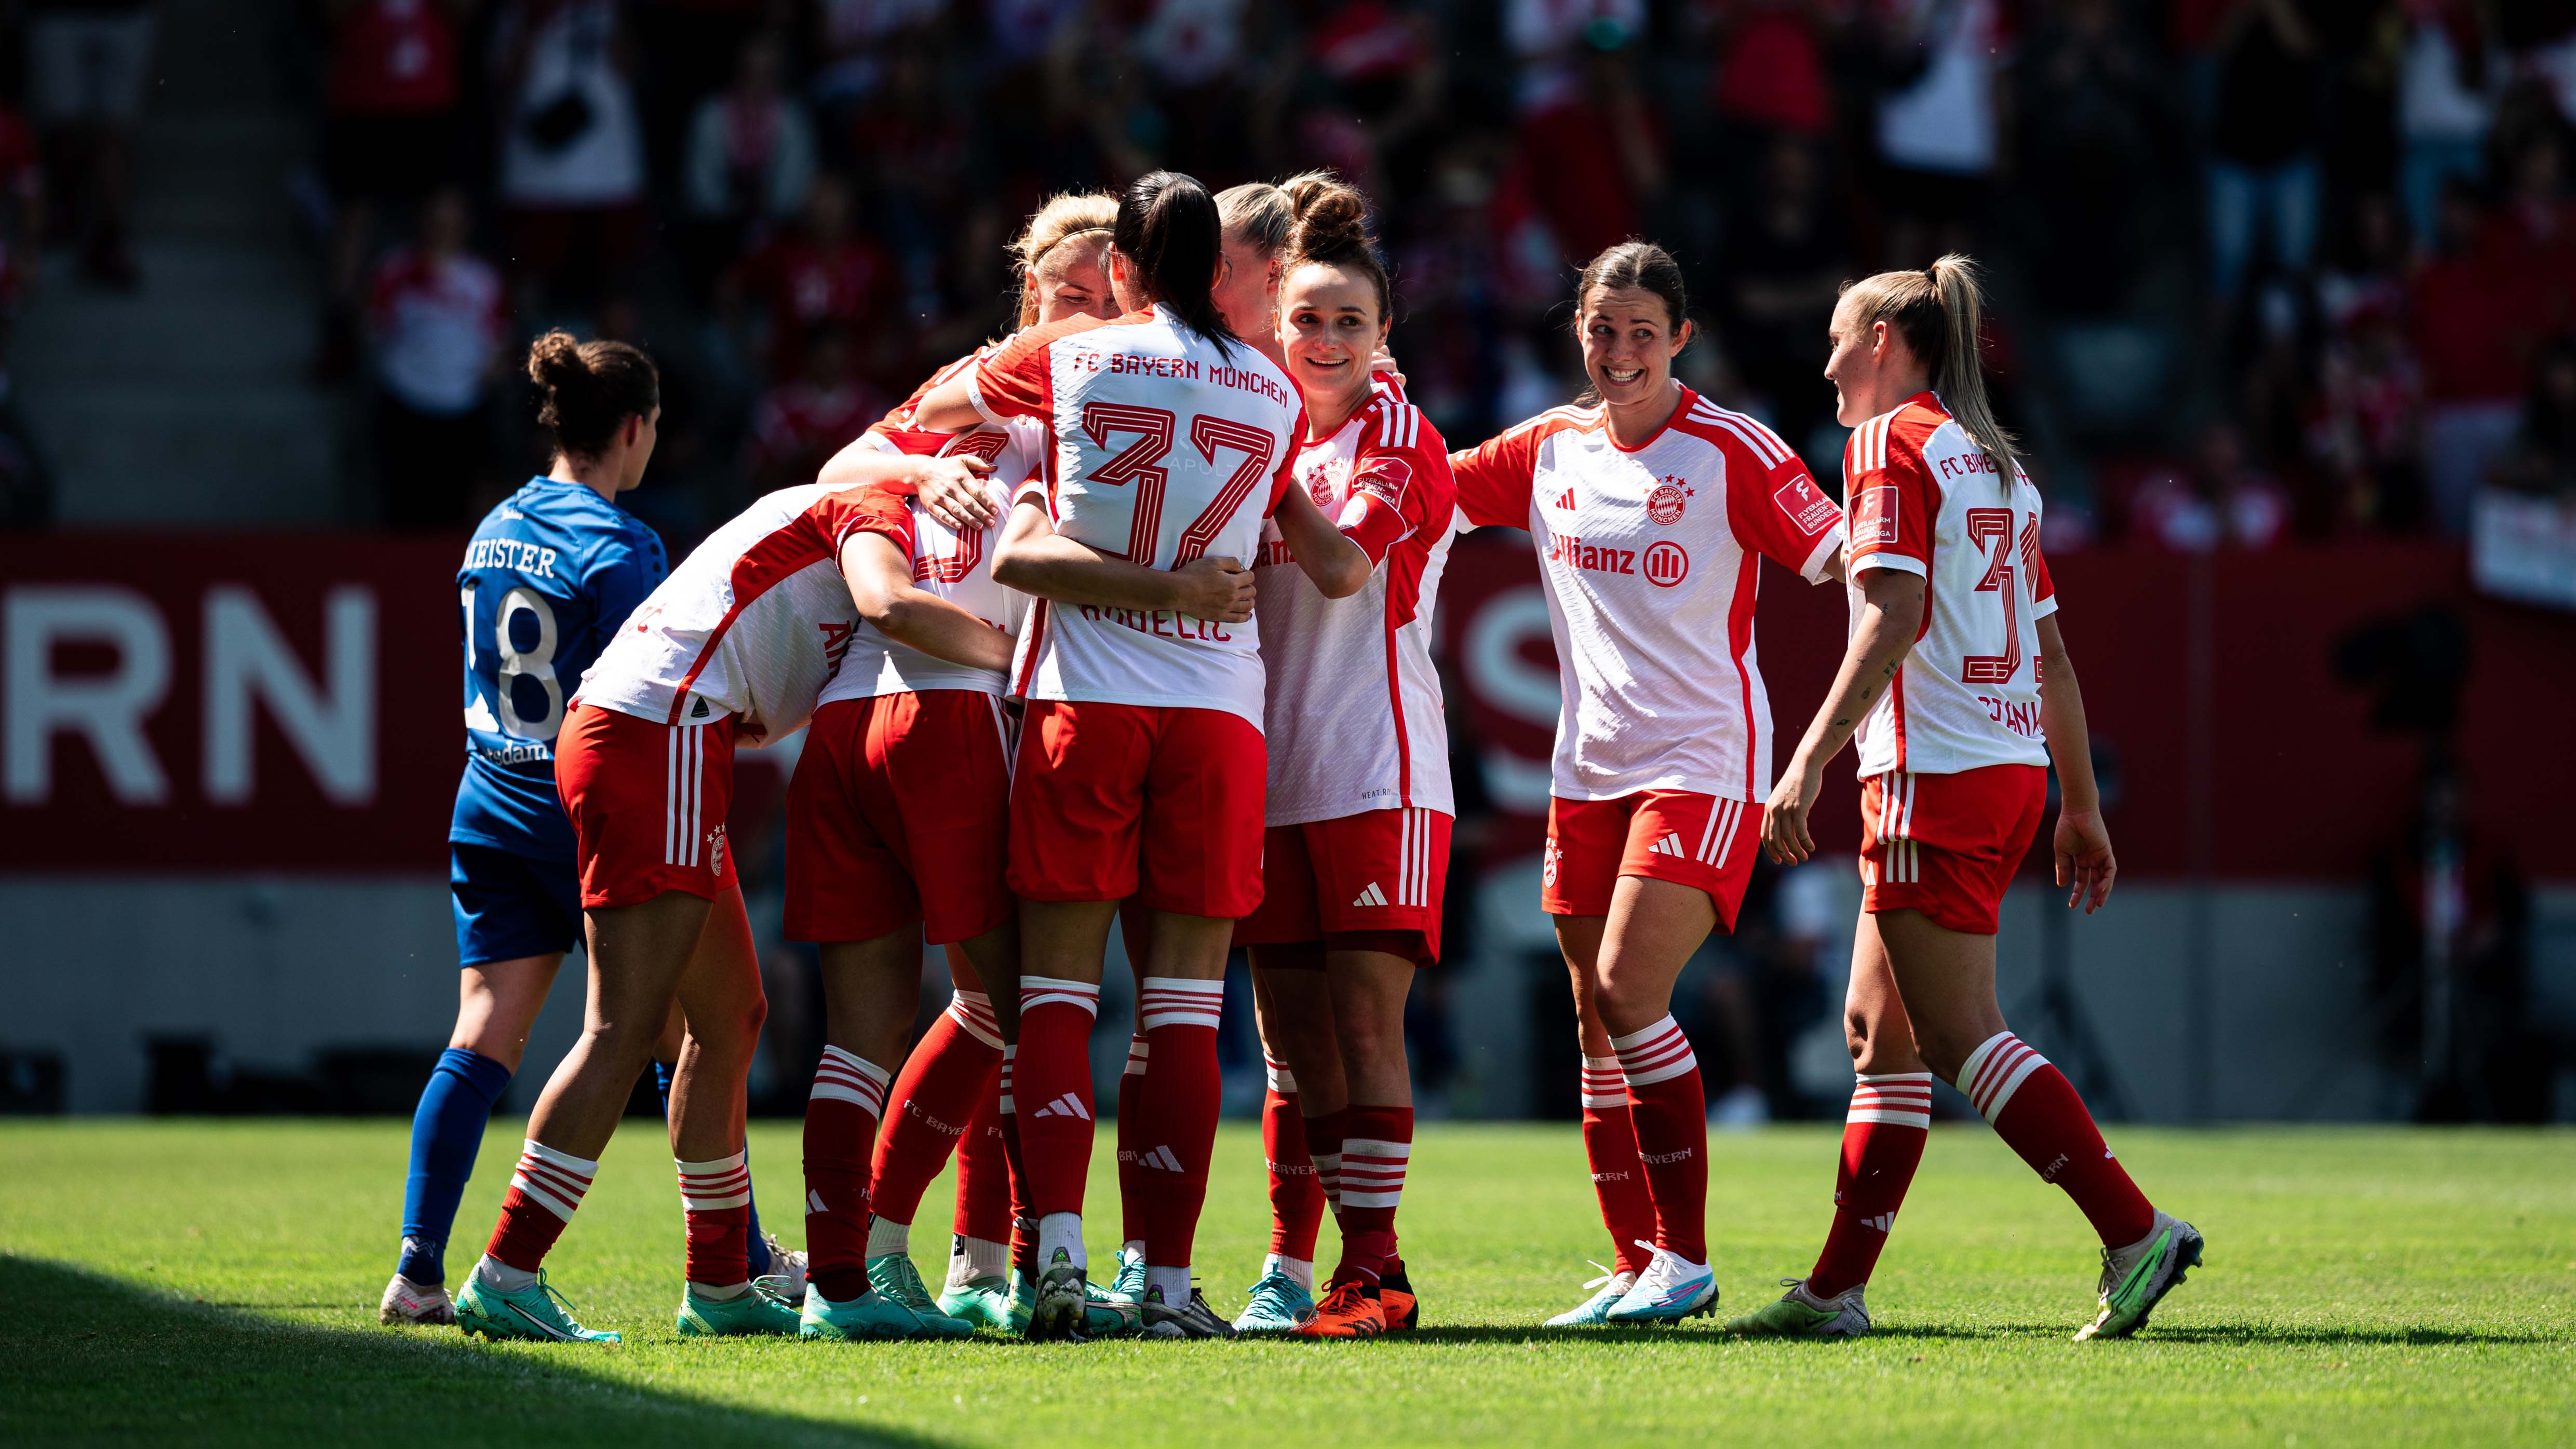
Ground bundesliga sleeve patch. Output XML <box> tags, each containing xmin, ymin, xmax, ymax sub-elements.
<box><xmin>1775</xmin><ymin>472</ymin><xmax>1840</xmax><ymax>535</ymax></box>
<box><xmin>1351</xmin><ymin>456</ymin><xmax>1413</xmax><ymax>510</ymax></box>
<box><xmin>1854</xmin><ymin>485</ymin><xmax>1901</xmax><ymax>546</ymax></box>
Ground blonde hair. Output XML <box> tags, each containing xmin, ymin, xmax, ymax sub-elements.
<box><xmin>1216</xmin><ymin>170</ymin><xmax>1342</xmax><ymax>258</ymax></box>
<box><xmin>1840</xmin><ymin>254</ymin><xmax>2019</xmax><ymax>484</ymax></box>
<box><xmin>1008</xmin><ymin>191</ymin><xmax>1118</xmax><ymax>329</ymax></box>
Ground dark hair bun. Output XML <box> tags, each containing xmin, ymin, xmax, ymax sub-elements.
<box><xmin>527</xmin><ymin>330</ymin><xmax>660</xmax><ymax>460</ymax></box>
<box><xmin>1284</xmin><ymin>173</ymin><xmax>1370</xmax><ymax>256</ymax></box>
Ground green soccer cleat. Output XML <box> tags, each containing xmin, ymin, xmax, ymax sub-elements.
<box><xmin>454</xmin><ymin>1269</ymin><xmax>619</xmax><ymax>1344</ymax></box>
<box><xmin>1231</xmin><ymin>1258</ymin><xmax>1315</xmax><ymax>1334</ymax></box>
<box><xmin>799</xmin><ymin>1285</ymin><xmax>925</xmax><ymax>1341</ymax></box>
<box><xmin>2076</xmin><ymin>1210</ymin><xmax>2205</xmax><ymax>1341</ymax></box>
<box><xmin>1543</xmin><ymin>1261</ymin><xmax>1636</xmax><ymax>1327</ymax></box>
<box><xmin>867</xmin><ymin>1253</ymin><xmax>976</xmax><ymax>1338</ymax></box>
<box><xmin>676</xmin><ymin>1282</ymin><xmax>802</xmax><ymax>1337</ymax></box>
<box><xmin>1723</xmin><ymin>1278</ymin><xmax>1870</xmax><ymax>1337</ymax></box>
<box><xmin>938</xmin><ymin>1273</ymin><xmax>1025</xmax><ymax>1333</ymax></box>
<box><xmin>1109</xmin><ymin>1244</ymin><xmax>1147</xmax><ymax>1306</ymax></box>
<box><xmin>1085</xmin><ymin>1278</ymin><xmax>1142</xmax><ymax>1336</ymax></box>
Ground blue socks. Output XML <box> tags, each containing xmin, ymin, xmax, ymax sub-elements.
<box><xmin>652</xmin><ymin>1058</ymin><xmax>773</xmax><ymax>1277</ymax></box>
<box><xmin>398</xmin><ymin>1047</ymin><xmax>512</xmax><ymax>1284</ymax></box>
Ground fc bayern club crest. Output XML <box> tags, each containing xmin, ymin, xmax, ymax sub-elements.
<box><xmin>1648</xmin><ymin>479</ymin><xmax>1687</xmax><ymax>525</ymax></box>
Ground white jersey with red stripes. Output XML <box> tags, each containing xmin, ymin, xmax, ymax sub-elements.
<box><xmin>819</xmin><ymin>384</ymin><xmax>1046</xmax><ymax>702</ymax></box>
<box><xmin>1842</xmin><ymin>390</ymin><xmax>2057</xmax><ymax>777</ymax></box>
<box><xmin>1252</xmin><ymin>387</ymin><xmax>1459</xmax><ymax>824</ymax></box>
<box><xmin>1449</xmin><ymin>386</ymin><xmax>1845</xmax><ymax>803</ymax></box>
<box><xmin>967</xmin><ymin>304</ymin><xmax>1304</xmax><ymax>729</ymax></box>
<box><xmin>575</xmin><ymin>482</ymin><xmax>905</xmax><ymax>740</ymax></box>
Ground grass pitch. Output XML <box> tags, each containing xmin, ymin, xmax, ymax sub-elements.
<box><xmin>1</xmin><ymin>1121</ymin><xmax>2568</xmax><ymax>1447</ymax></box>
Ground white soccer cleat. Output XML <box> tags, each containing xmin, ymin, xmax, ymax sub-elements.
<box><xmin>1604</xmin><ymin>1241</ymin><xmax>1718</xmax><ymax>1325</ymax></box>
<box><xmin>2076</xmin><ymin>1209</ymin><xmax>2205</xmax><ymax>1340</ymax></box>
<box><xmin>1544</xmin><ymin>1261</ymin><xmax>1636</xmax><ymax>1326</ymax></box>
<box><xmin>753</xmin><ymin>1232</ymin><xmax>809</xmax><ymax>1303</ymax></box>
<box><xmin>379</xmin><ymin>1271</ymin><xmax>455</xmax><ymax>1326</ymax></box>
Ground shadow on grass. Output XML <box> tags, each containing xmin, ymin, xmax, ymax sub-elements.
<box><xmin>0</xmin><ymin>1255</ymin><xmax>954</xmax><ymax>1448</ymax></box>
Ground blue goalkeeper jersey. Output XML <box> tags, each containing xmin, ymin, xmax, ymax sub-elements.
<box><xmin>451</xmin><ymin>476</ymin><xmax>667</xmax><ymax>861</ymax></box>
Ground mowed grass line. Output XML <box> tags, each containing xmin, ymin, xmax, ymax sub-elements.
<box><xmin>1</xmin><ymin>1121</ymin><xmax>2568</xmax><ymax>1447</ymax></box>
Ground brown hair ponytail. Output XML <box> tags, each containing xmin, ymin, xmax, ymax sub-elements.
<box><xmin>527</xmin><ymin>331</ymin><xmax>658</xmax><ymax>460</ymax></box>
<box><xmin>1840</xmin><ymin>254</ymin><xmax>2019</xmax><ymax>484</ymax></box>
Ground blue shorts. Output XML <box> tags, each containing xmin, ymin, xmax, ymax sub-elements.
<box><xmin>451</xmin><ymin>841</ymin><xmax>584</xmax><ymax>967</ymax></box>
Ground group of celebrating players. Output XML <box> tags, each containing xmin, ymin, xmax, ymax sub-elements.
<box><xmin>381</xmin><ymin>164</ymin><xmax>2205</xmax><ymax>1348</ymax></box>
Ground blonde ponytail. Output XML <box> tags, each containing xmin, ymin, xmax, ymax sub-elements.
<box><xmin>1840</xmin><ymin>253</ymin><xmax>2020</xmax><ymax>484</ymax></box>
<box><xmin>1008</xmin><ymin>191</ymin><xmax>1118</xmax><ymax>330</ymax></box>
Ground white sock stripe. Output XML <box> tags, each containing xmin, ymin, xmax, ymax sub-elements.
<box><xmin>1958</xmin><ymin>1032</ymin><xmax>2049</xmax><ymax>1120</ymax></box>
<box><xmin>1137</xmin><ymin>977</ymin><xmax>1225</xmax><ymax>1030</ymax></box>
<box><xmin>1264</xmin><ymin>1059</ymin><xmax>1297</xmax><ymax>1093</ymax></box>
<box><xmin>945</xmin><ymin>991</ymin><xmax>1004</xmax><ymax>1049</ymax></box>
<box><xmin>1848</xmin><ymin>1062</ymin><xmax>1934</xmax><ymax>1124</ymax></box>
<box><xmin>1020</xmin><ymin>975</ymin><xmax>1102</xmax><ymax>1017</ymax></box>
<box><xmin>1612</xmin><ymin>1017</ymin><xmax>1698</xmax><ymax>1089</ymax></box>
<box><xmin>1341</xmin><ymin>1137</ymin><xmax>1411</xmax><ymax>1160</ymax></box>
<box><xmin>675</xmin><ymin>1151</ymin><xmax>752</xmax><ymax>1210</ymax></box>
<box><xmin>508</xmin><ymin>1174</ymin><xmax>583</xmax><ymax>1220</ymax></box>
<box><xmin>519</xmin><ymin>1139</ymin><xmax>599</xmax><ymax>1177</ymax></box>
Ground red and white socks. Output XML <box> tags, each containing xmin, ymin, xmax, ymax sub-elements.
<box><xmin>1611</xmin><ymin>1014</ymin><xmax>1708</xmax><ymax>1265</ymax></box>
<box><xmin>1807</xmin><ymin>1072</ymin><xmax>1930</xmax><ymax>1298</ymax></box>
<box><xmin>1015</xmin><ymin>975</ymin><xmax>1101</xmax><ymax>1233</ymax></box>
<box><xmin>476</xmin><ymin>1138</ymin><xmax>597</xmax><ymax>1290</ymax></box>
<box><xmin>1959</xmin><ymin>1032</ymin><xmax>2155</xmax><ymax>1247</ymax></box>
<box><xmin>1130</xmin><ymin>977</ymin><xmax>1225</xmax><ymax>1287</ymax></box>
<box><xmin>1579</xmin><ymin>1054</ymin><xmax>1656</xmax><ymax>1277</ymax></box>
<box><xmin>866</xmin><ymin>990</ymin><xmax>1004</xmax><ymax>1260</ymax></box>
<box><xmin>1332</xmin><ymin>1104</ymin><xmax>1413</xmax><ymax>1287</ymax></box>
<box><xmin>1116</xmin><ymin>1030</ymin><xmax>1150</xmax><ymax>1251</ymax></box>
<box><xmin>948</xmin><ymin>1084</ymin><xmax>1013</xmax><ymax>1285</ymax></box>
<box><xmin>801</xmin><ymin>1045</ymin><xmax>890</xmax><ymax>1303</ymax></box>
<box><xmin>677</xmin><ymin>1147</ymin><xmax>755</xmax><ymax>1294</ymax></box>
<box><xmin>1263</xmin><ymin>1055</ymin><xmax>1323</xmax><ymax>1290</ymax></box>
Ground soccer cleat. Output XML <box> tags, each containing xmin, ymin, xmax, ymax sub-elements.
<box><xmin>799</xmin><ymin>1285</ymin><xmax>925</xmax><ymax>1341</ymax></box>
<box><xmin>1294</xmin><ymin>1280</ymin><xmax>1385</xmax><ymax>1338</ymax></box>
<box><xmin>1139</xmin><ymin>1282</ymin><xmax>1237</xmax><ymax>1339</ymax></box>
<box><xmin>1723</xmin><ymin>1278</ymin><xmax>1870</xmax><ymax>1337</ymax></box>
<box><xmin>676</xmin><ymin>1282</ymin><xmax>802</xmax><ymax>1337</ymax></box>
<box><xmin>754</xmin><ymin>1233</ymin><xmax>808</xmax><ymax>1303</ymax></box>
<box><xmin>454</xmin><ymin>1269</ymin><xmax>619</xmax><ymax>1344</ymax></box>
<box><xmin>1543</xmin><ymin>1261</ymin><xmax>1636</xmax><ymax>1326</ymax></box>
<box><xmin>379</xmin><ymin>1271</ymin><xmax>454</xmax><ymax>1326</ymax></box>
<box><xmin>1110</xmin><ymin>1245</ymin><xmax>1147</xmax><ymax>1306</ymax></box>
<box><xmin>1086</xmin><ymin>1279</ymin><xmax>1141</xmax><ymax>1335</ymax></box>
<box><xmin>937</xmin><ymin>1274</ymin><xmax>1023</xmax><ymax>1333</ymax></box>
<box><xmin>1027</xmin><ymin>1252</ymin><xmax>1091</xmax><ymax>1342</ymax></box>
<box><xmin>867</xmin><ymin>1253</ymin><xmax>976</xmax><ymax>1338</ymax></box>
<box><xmin>2076</xmin><ymin>1210</ymin><xmax>2204</xmax><ymax>1341</ymax></box>
<box><xmin>1232</xmin><ymin>1261</ymin><xmax>1315</xmax><ymax>1334</ymax></box>
<box><xmin>1604</xmin><ymin>1241</ymin><xmax>1718</xmax><ymax>1325</ymax></box>
<box><xmin>1380</xmin><ymin>1258</ymin><xmax>1420</xmax><ymax>1331</ymax></box>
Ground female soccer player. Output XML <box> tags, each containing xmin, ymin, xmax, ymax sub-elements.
<box><xmin>1231</xmin><ymin>175</ymin><xmax>1459</xmax><ymax>1339</ymax></box>
<box><xmin>1449</xmin><ymin>242</ymin><xmax>1847</xmax><ymax>1326</ymax></box>
<box><xmin>906</xmin><ymin>169</ymin><xmax>1369</xmax><ymax>1340</ymax></box>
<box><xmin>381</xmin><ymin>333</ymin><xmax>678</xmax><ymax>1328</ymax></box>
<box><xmin>1735</xmin><ymin>257</ymin><xmax>2202</xmax><ymax>1342</ymax></box>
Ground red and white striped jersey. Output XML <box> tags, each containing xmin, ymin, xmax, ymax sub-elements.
<box><xmin>1252</xmin><ymin>389</ymin><xmax>1459</xmax><ymax>825</ymax></box>
<box><xmin>1842</xmin><ymin>390</ymin><xmax>2057</xmax><ymax>777</ymax></box>
<box><xmin>967</xmin><ymin>304</ymin><xmax>1305</xmax><ymax>729</ymax></box>
<box><xmin>1450</xmin><ymin>387</ymin><xmax>1845</xmax><ymax>803</ymax></box>
<box><xmin>819</xmin><ymin>390</ymin><xmax>1045</xmax><ymax>702</ymax></box>
<box><xmin>575</xmin><ymin>483</ymin><xmax>902</xmax><ymax>741</ymax></box>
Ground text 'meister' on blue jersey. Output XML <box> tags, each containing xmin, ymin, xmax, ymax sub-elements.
<box><xmin>451</xmin><ymin>476</ymin><xmax>667</xmax><ymax>861</ymax></box>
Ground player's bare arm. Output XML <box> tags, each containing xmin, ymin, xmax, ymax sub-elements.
<box><xmin>2034</xmin><ymin>612</ymin><xmax>2116</xmax><ymax>913</ymax></box>
<box><xmin>814</xmin><ymin>445</ymin><xmax>999</xmax><ymax>532</ymax></box>
<box><xmin>1763</xmin><ymin>567</ymin><xmax>1925</xmax><ymax>864</ymax></box>
<box><xmin>1269</xmin><ymin>484</ymin><xmax>1370</xmax><ymax>599</ymax></box>
<box><xmin>990</xmin><ymin>497</ymin><xmax>1257</xmax><ymax>622</ymax></box>
<box><xmin>838</xmin><ymin>532</ymin><xmax>1014</xmax><ymax>673</ymax></box>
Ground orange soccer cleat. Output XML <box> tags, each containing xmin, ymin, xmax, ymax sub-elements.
<box><xmin>1378</xmin><ymin>1259</ymin><xmax>1419</xmax><ymax>1331</ymax></box>
<box><xmin>1295</xmin><ymin>1280</ymin><xmax>1386</xmax><ymax>1338</ymax></box>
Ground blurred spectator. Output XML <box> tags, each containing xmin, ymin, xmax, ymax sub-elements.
<box><xmin>316</xmin><ymin>0</ymin><xmax>469</xmax><ymax>381</ymax></box>
<box><xmin>367</xmin><ymin>187</ymin><xmax>505</xmax><ymax>528</ymax></box>
<box><xmin>2205</xmin><ymin>0</ymin><xmax>2326</xmax><ymax>303</ymax></box>
<box><xmin>493</xmin><ymin>0</ymin><xmax>649</xmax><ymax>333</ymax></box>
<box><xmin>2396</xmin><ymin>0</ymin><xmax>2497</xmax><ymax>252</ymax></box>
<box><xmin>678</xmin><ymin>30</ymin><xmax>815</xmax><ymax>301</ymax></box>
<box><xmin>2130</xmin><ymin>423</ymin><xmax>2293</xmax><ymax>550</ymax></box>
<box><xmin>2306</xmin><ymin>290</ymin><xmax>2425</xmax><ymax>532</ymax></box>
<box><xmin>1719</xmin><ymin>135</ymin><xmax>1846</xmax><ymax>451</ymax></box>
<box><xmin>1513</xmin><ymin>37</ymin><xmax>1665</xmax><ymax>266</ymax></box>
<box><xmin>1870</xmin><ymin>0</ymin><xmax>2004</xmax><ymax>267</ymax></box>
<box><xmin>2488</xmin><ymin>337</ymin><xmax>2576</xmax><ymax>502</ymax></box>
<box><xmin>1700</xmin><ymin>1</ymin><xmax>1837</xmax><ymax>147</ymax></box>
<box><xmin>27</xmin><ymin>0</ymin><xmax>157</xmax><ymax>289</ymax></box>
<box><xmin>2011</xmin><ymin>0</ymin><xmax>2177</xmax><ymax>316</ymax></box>
<box><xmin>744</xmin><ymin>324</ymin><xmax>882</xmax><ymax>494</ymax></box>
<box><xmin>729</xmin><ymin>173</ymin><xmax>899</xmax><ymax>383</ymax></box>
<box><xmin>2413</xmin><ymin>179</ymin><xmax>2530</xmax><ymax>533</ymax></box>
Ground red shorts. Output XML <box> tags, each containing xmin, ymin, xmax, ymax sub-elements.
<box><xmin>554</xmin><ymin>702</ymin><xmax>739</xmax><ymax>911</ymax></box>
<box><xmin>785</xmin><ymin>690</ymin><xmax>1014</xmax><ymax>945</ymax></box>
<box><xmin>1234</xmin><ymin>807</ymin><xmax>1451</xmax><ymax>966</ymax></box>
<box><xmin>1859</xmin><ymin>765</ymin><xmax>2047</xmax><ymax>936</ymax></box>
<box><xmin>1542</xmin><ymin>790</ymin><xmax>1762</xmax><ymax>929</ymax></box>
<box><xmin>1007</xmin><ymin>701</ymin><xmax>1266</xmax><ymax>918</ymax></box>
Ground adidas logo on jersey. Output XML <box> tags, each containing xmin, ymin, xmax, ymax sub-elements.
<box><xmin>1649</xmin><ymin>832</ymin><xmax>1686</xmax><ymax>858</ymax></box>
<box><xmin>1132</xmin><ymin>1145</ymin><xmax>1185</xmax><ymax>1173</ymax></box>
<box><xmin>1352</xmin><ymin>882</ymin><xmax>1390</xmax><ymax>908</ymax></box>
<box><xmin>1031</xmin><ymin>1093</ymin><xmax>1090</xmax><ymax>1121</ymax></box>
<box><xmin>1553</xmin><ymin>487</ymin><xmax>1576</xmax><ymax>511</ymax></box>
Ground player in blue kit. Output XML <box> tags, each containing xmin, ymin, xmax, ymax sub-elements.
<box><xmin>381</xmin><ymin>332</ymin><xmax>794</xmax><ymax>1324</ymax></box>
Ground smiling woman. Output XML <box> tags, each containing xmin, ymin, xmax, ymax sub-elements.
<box><xmin>1447</xmin><ymin>238</ymin><xmax>1849</xmax><ymax>1329</ymax></box>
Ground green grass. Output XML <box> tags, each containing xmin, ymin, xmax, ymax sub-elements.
<box><xmin>1</xmin><ymin>1121</ymin><xmax>2568</xmax><ymax>1446</ymax></box>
